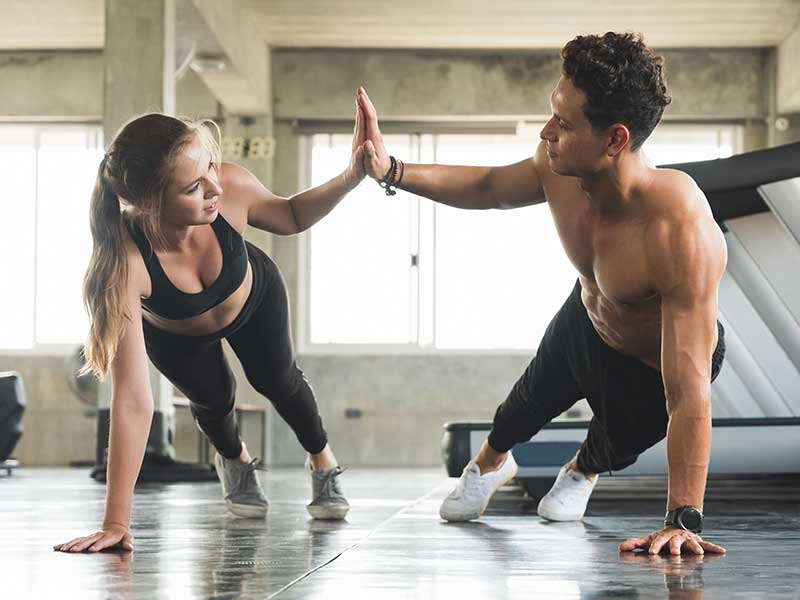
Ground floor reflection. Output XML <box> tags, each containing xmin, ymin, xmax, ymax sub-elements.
<box><xmin>2</xmin><ymin>468</ymin><xmax>798</xmax><ymax>599</ymax></box>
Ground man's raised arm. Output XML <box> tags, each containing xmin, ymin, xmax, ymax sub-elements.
<box><xmin>357</xmin><ymin>87</ymin><xmax>546</xmax><ymax>210</ymax></box>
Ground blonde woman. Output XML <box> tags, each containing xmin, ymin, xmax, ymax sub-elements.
<box><xmin>54</xmin><ymin>108</ymin><xmax>366</xmax><ymax>553</ymax></box>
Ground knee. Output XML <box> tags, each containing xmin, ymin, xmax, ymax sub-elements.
<box><xmin>190</xmin><ymin>379</ymin><xmax>237</xmax><ymax>421</ymax></box>
<box><xmin>502</xmin><ymin>382</ymin><xmax>535</xmax><ymax>415</ymax></box>
<box><xmin>249</xmin><ymin>363</ymin><xmax>306</xmax><ymax>401</ymax></box>
<box><xmin>191</xmin><ymin>402</ymin><xmax>235</xmax><ymax>426</ymax></box>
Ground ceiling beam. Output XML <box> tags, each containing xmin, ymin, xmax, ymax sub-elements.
<box><xmin>190</xmin><ymin>0</ymin><xmax>269</xmax><ymax>114</ymax></box>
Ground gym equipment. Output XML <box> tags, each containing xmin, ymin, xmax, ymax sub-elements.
<box><xmin>443</xmin><ymin>418</ymin><xmax>800</xmax><ymax>498</ymax></box>
<box><xmin>64</xmin><ymin>345</ymin><xmax>217</xmax><ymax>483</ymax></box>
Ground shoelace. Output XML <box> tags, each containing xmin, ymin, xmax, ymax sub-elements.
<box><xmin>227</xmin><ymin>458</ymin><xmax>268</xmax><ymax>497</ymax></box>
<box><xmin>316</xmin><ymin>466</ymin><xmax>347</xmax><ymax>500</ymax></box>
<box><xmin>552</xmin><ymin>470</ymin><xmax>594</xmax><ymax>505</ymax></box>
<box><xmin>454</xmin><ymin>467</ymin><xmax>491</xmax><ymax>500</ymax></box>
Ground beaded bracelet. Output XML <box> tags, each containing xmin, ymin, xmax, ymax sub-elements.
<box><xmin>378</xmin><ymin>155</ymin><xmax>399</xmax><ymax>196</ymax></box>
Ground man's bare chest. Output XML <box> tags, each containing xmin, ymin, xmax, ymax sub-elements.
<box><xmin>549</xmin><ymin>200</ymin><xmax>657</xmax><ymax>305</ymax></box>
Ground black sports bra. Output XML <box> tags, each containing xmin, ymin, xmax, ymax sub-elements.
<box><xmin>126</xmin><ymin>213</ymin><xmax>249</xmax><ymax>320</ymax></box>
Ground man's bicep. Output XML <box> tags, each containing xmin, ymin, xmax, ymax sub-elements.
<box><xmin>485</xmin><ymin>143</ymin><xmax>547</xmax><ymax>209</ymax></box>
<box><xmin>656</xmin><ymin>218</ymin><xmax>725</xmax><ymax>400</ymax></box>
<box><xmin>660</xmin><ymin>282</ymin><xmax>718</xmax><ymax>409</ymax></box>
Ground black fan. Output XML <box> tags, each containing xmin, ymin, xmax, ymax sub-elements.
<box><xmin>0</xmin><ymin>372</ymin><xmax>25</xmax><ymax>475</ymax></box>
<box><xmin>64</xmin><ymin>345</ymin><xmax>98</xmax><ymax>410</ymax></box>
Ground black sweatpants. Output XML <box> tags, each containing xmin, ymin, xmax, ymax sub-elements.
<box><xmin>142</xmin><ymin>242</ymin><xmax>327</xmax><ymax>459</ymax></box>
<box><xmin>487</xmin><ymin>280</ymin><xmax>726</xmax><ymax>474</ymax></box>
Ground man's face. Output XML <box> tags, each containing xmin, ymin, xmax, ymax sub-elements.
<box><xmin>539</xmin><ymin>77</ymin><xmax>609</xmax><ymax>177</ymax></box>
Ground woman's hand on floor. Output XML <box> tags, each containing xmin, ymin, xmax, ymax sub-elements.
<box><xmin>53</xmin><ymin>523</ymin><xmax>133</xmax><ymax>553</ymax></box>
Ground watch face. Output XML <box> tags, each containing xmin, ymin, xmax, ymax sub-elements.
<box><xmin>678</xmin><ymin>508</ymin><xmax>703</xmax><ymax>531</ymax></box>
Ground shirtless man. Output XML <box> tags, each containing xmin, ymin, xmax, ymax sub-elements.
<box><xmin>358</xmin><ymin>32</ymin><xmax>727</xmax><ymax>556</ymax></box>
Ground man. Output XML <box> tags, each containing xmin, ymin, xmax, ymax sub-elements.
<box><xmin>357</xmin><ymin>32</ymin><xmax>727</xmax><ymax>556</ymax></box>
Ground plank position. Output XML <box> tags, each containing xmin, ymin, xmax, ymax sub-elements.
<box><xmin>359</xmin><ymin>32</ymin><xmax>727</xmax><ymax>556</ymax></box>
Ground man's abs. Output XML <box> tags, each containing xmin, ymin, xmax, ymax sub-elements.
<box><xmin>579</xmin><ymin>276</ymin><xmax>663</xmax><ymax>370</ymax></box>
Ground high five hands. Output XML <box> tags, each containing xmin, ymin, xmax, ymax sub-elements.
<box><xmin>344</xmin><ymin>90</ymin><xmax>367</xmax><ymax>189</ymax></box>
<box><xmin>346</xmin><ymin>87</ymin><xmax>392</xmax><ymax>187</ymax></box>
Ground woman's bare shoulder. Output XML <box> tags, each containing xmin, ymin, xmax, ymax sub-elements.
<box><xmin>217</xmin><ymin>162</ymin><xmax>256</xmax><ymax>233</ymax></box>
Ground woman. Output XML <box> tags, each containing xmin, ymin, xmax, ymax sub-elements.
<box><xmin>54</xmin><ymin>105</ymin><xmax>366</xmax><ymax>553</ymax></box>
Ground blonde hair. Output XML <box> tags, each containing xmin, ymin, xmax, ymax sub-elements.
<box><xmin>81</xmin><ymin>113</ymin><xmax>221</xmax><ymax>379</ymax></box>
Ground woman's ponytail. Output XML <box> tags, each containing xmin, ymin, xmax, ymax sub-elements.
<box><xmin>80</xmin><ymin>157</ymin><xmax>130</xmax><ymax>379</ymax></box>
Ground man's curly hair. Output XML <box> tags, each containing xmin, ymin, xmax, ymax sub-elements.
<box><xmin>561</xmin><ymin>32</ymin><xmax>671</xmax><ymax>151</ymax></box>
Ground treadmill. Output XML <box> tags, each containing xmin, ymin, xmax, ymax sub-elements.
<box><xmin>442</xmin><ymin>141</ymin><xmax>800</xmax><ymax>497</ymax></box>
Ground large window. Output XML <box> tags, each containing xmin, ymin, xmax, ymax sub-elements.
<box><xmin>0</xmin><ymin>124</ymin><xmax>103</xmax><ymax>352</ymax></box>
<box><xmin>301</xmin><ymin>124</ymin><xmax>739</xmax><ymax>353</ymax></box>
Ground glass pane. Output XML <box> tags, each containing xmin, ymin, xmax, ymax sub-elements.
<box><xmin>432</xmin><ymin>126</ymin><xmax>736</xmax><ymax>350</ymax></box>
<box><xmin>0</xmin><ymin>127</ymin><xmax>36</xmax><ymax>349</ymax></box>
<box><xmin>36</xmin><ymin>128</ymin><xmax>103</xmax><ymax>344</ymax></box>
<box><xmin>644</xmin><ymin>125</ymin><xmax>735</xmax><ymax>165</ymax></box>
<box><xmin>309</xmin><ymin>134</ymin><xmax>414</xmax><ymax>344</ymax></box>
<box><xmin>433</xmin><ymin>134</ymin><xmax>578</xmax><ymax>350</ymax></box>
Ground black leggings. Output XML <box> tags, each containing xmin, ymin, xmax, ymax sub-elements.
<box><xmin>142</xmin><ymin>242</ymin><xmax>327</xmax><ymax>459</ymax></box>
<box><xmin>488</xmin><ymin>280</ymin><xmax>726</xmax><ymax>474</ymax></box>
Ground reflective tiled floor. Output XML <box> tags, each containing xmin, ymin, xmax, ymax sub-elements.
<box><xmin>2</xmin><ymin>467</ymin><xmax>799</xmax><ymax>599</ymax></box>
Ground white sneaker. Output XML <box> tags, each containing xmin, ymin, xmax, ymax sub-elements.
<box><xmin>439</xmin><ymin>453</ymin><xmax>518</xmax><ymax>522</ymax></box>
<box><xmin>536</xmin><ymin>465</ymin><xmax>598</xmax><ymax>522</ymax></box>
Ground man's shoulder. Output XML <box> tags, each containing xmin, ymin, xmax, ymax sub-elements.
<box><xmin>643</xmin><ymin>167</ymin><xmax>712</xmax><ymax>229</ymax></box>
<box><xmin>643</xmin><ymin>170</ymin><xmax>725</xmax><ymax>292</ymax></box>
<box><xmin>649</xmin><ymin>167</ymin><xmax>704</xmax><ymax>204</ymax></box>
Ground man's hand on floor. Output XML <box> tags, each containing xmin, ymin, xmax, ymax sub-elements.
<box><xmin>620</xmin><ymin>527</ymin><xmax>726</xmax><ymax>556</ymax></box>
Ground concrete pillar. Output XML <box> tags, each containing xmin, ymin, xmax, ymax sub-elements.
<box><xmin>99</xmin><ymin>0</ymin><xmax>176</xmax><ymax>441</ymax></box>
<box><xmin>767</xmin><ymin>48</ymin><xmax>800</xmax><ymax>148</ymax></box>
<box><xmin>777</xmin><ymin>25</ymin><xmax>800</xmax><ymax>115</ymax></box>
<box><xmin>103</xmin><ymin>0</ymin><xmax>175</xmax><ymax>139</ymax></box>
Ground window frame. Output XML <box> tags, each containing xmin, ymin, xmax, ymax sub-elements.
<box><xmin>0</xmin><ymin>120</ymin><xmax>103</xmax><ymax>356</ymax></box>
<box><xmin>295</xmin><ymin>121</ymin><xmax>743</xmax><ymax>356</ymax></box>
<box><xmin>298</xmin><ymin>127</ymin><xmax>549</xmax><ymax>356</ymax></box>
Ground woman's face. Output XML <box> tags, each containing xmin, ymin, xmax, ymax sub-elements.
<box><xmin>161</xmin><ymin>134</ymin><xmax>222</xmax><ymax>226</ymax></box>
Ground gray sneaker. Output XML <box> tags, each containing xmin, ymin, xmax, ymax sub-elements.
<box><xmin>306</xmin><ymin>459</ymin><xmax>349</xmax><ymax>520</ymax></box>
<box><xmin>214</xmin><ymin>454</ymin><xmax>269</xmax><ymax>518</ymax></box>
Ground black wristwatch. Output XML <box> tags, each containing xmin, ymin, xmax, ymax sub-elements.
<box><xmin>664</xmin><ymin>506</ymin><xmax>704</xmax><ymax>533</ymax></box>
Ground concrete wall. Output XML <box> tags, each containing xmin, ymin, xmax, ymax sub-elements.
<box><xmin>774</xmin><ymin>116</ymin><xmax>800</xmax><ymax>145</ymax></box>
<box><xmin>0</xmin><ymin>51</ymin><xmax>103</xmax><ymax>118</ymax></box>
<box><xmin>1</xmin><ymin>356</ymin><xmax>203</xmax><ymax>467</ymax></box>
<box><xmin>0</xmin><ymin>357</ymin><xmax>96</xmax><ymax>466</ymax></box>
<box><xmin>0</xmin><ymin>50</ymin><xmax>218</xmax><ymax>120</ymax></box>
<box><xmin>2</xmin><ymin>46</ymin><xmax>779</xmax><ymax>467</ymax></box>
<box><xmin>272</xmin><ymin>48</ymin><xmax>768</xmax><ymax>120</ymax></box>
<box><xmin>265</xmin><ymin>48</ymin><xmax>771</xmax><ymax>467</ymax></box>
